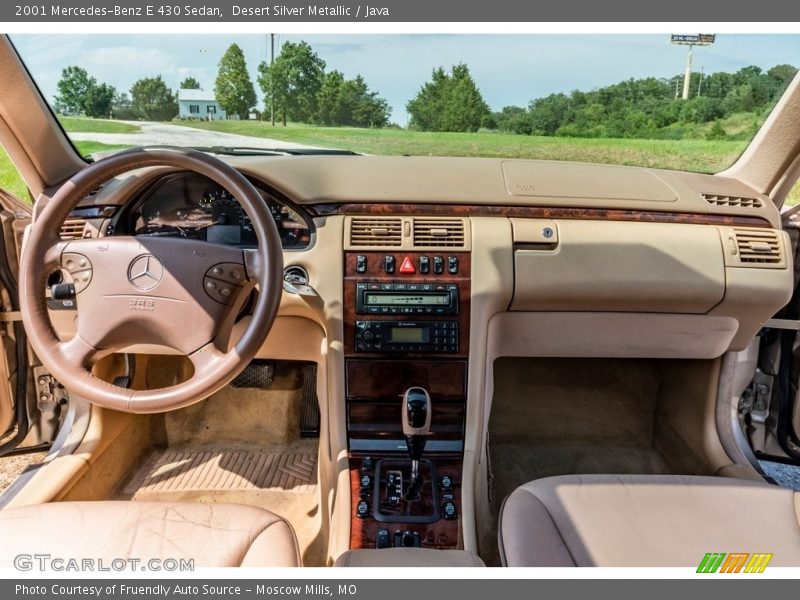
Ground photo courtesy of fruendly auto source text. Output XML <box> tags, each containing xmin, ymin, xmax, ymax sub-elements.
<box><xmin>0</xmin><ymin>0</ymin><xmax>799</xmax><ymax>596</ymax></box>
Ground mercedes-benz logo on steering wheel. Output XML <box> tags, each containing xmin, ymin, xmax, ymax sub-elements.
<box><xmin>127</xmin><ymin>254</ymin><xmax>163</xmax><ymax>291</ymax></box>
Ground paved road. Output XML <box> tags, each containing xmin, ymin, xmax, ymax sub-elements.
<box><xmin>69</xmin><ymin>121</ymin><xmax>322</xmax><ymax>152</ymax></box>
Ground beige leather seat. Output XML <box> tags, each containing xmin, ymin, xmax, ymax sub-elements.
<box><xmin>499</xmin><ymin>474</ymin><xmax>800</xmax><ymax>567</ymax></box>
<box><xmin>0</xmin><ymin>501</ymin><xmax>301</xmax><ymax>567</ymax></box>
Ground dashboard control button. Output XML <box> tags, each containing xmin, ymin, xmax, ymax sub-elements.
<box><xmin>448</xmin><ymin>256</ymin><xmax>459</xmax><ymax>274</ymax></box>
<box><xmin>399</xmin><ymin>256</ymin><xmax>416</xmax><ymax>274</ymax></box>
<box><xmin>384</xmin><ymin>255</ymin><xmax>395</xmax><ymax>274</ymax></box>
<box><xmin>443</xmin><ymin>502</ymin><xmax>458</xmax><ymax>520</ymax></box>
<box><xmin>440</xmin><ymin>475</ymin><xmax>453</xmax><ymax>489</ymax></box>
<box><xmin>433</xmin><ymin>256</ymin><xmax>444</xmax><ymax>274</ymax></box>
<box><xmin>356</xmin><ymin>255</ymin><xmax>367</xmax><ymax>273</ymax></box>
<box><xmin>376</xmin><ymin>528</ymin><xmax>390</xmax><ymax>549</ymax></box>
<box><xmin>419</xmin><ymin>255</ymin><xmax>430</xmax><ymax>273</ymax></box>
<box><xmin>356</xmin><ymin>500</ymin><xmax>370</xmax><ymax>519</ymax></box>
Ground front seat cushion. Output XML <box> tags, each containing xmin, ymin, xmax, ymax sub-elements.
<box><xmin>0</xmin><ymin>501</ymin><xmax>300</xmax><ymax>567</ymax></box>
<box><xmin>499</xmin><ymin>474</ymin><xmax>800</xmax><ymax>567</ymax></box>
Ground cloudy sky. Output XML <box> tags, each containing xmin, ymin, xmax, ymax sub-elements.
<box><xmin>11</xmin><ymin>34</ymin><xmax>800</xmax><ymax>124</ymax></box>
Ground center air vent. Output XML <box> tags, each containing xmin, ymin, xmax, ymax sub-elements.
<box><xmin>348</xmin><ymin>217</ymin><xmax>402</xmax><ymax>247</ymax></box>
<box><xmin>60</xmin><ymin>218</ymin><xmax>88</xmax><ymax>240</ymax></box>
<box><xmin>413</xmin><ymin>218</ymin><xmax>465</xmax><ymax>248</ymax></box>
<box><xmin>703</xmin><ymin>193</ymin><xmax>764</xmax><ymax>209</ymax></box>
<box><xmin>733</xmin><ymin>228</ymin><xmax>782</xmax><ymax>264</ymax></box>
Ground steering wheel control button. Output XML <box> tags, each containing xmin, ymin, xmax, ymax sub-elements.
<box><xmin>61</xmin><ymin>253</ymin><xmax>93</xmax><ymax>294</ymax></box>
<box><xmin>127</xmin><ymin>254</ymin><xmax>163</xmax><ymax>291</ymax></box>
<box><xmin>399</xmin><ymin>256</ymin><xmax>416</xmax><ymax>274</ymax></box>
<box><xmin>204</xmin><ymin>262</ymin><xmax>248</xmax><ymax>305</ymax></box>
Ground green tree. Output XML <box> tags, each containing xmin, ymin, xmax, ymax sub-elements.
<box><xmin>406</xmin><ymin>67</ymin><xmax>449</xmax><ymax>131</ymax></box>
<box><xmin>83</xmin><ymin>82</ymin><xmax>116</xmax><ymax>118</ymax></box>
<box><xmin>407</xmin><ymin>64</ymin><xmax>489</xmax><ymax>132</ymax></box>
<box><xmin>54</xmin><ymin>66</ymin><xmax>94</xmax><ymax>115</ymax></box>
<box><xmin>529</xmin><ymin>93</ymin><xmax>571</xmax><ymax>135</ymax></box>
<box><xmin>317</xmin><ymin>72</ymin><xmax>390</xmax><ymax>127</ymax></box>
<box><xmin>316</xmin><ymin>70</ymin><xmax>346</xmax><ymax>125</ymax></box>
<box><xmin>111</xmin><ymin>92</ymin><xmax>137</xmax><ymax>120</ymax></box>
<box><xmin>494</xmin><ymin>106</ymin><xmax>532</xmax><ymax>134</ymax></box>
<box><xmin>130</xmin><ymin>76</ymin><xmax>178</xmax><ymax>121</ymax></box>
<box><xmin>180</xmin><ymin>77</ymin><xmax>201</xmax><ymax>90</ymax></box>
<box><xmin>215</xmin><ymin>44</ymin><xmax>257</xmax><ymax>119</ymax></box>
<box><xmin>258</xmin><ymin>41</ymin><xmax>325</xmax><ymax>125</ymax></box>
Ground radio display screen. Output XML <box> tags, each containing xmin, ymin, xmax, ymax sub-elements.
<box><xmin>365</xmin><ymin>293</ymin><xmax>450</xmax><ymax>306</ymax></box>
<box><xmin>389</xmin><ymin>327</ymin><xmax>429</xmax><ymax>343</ymax></box>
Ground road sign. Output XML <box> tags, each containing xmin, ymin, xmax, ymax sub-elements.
<box><xmin>671</xmin><ymin>34</ymin><xmax>715</xmax><ymax>45</ymax></box>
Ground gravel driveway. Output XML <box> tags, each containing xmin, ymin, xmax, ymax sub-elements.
<box><xmin>69</xmin><ymin>121</ymin><xmax>322</xmax><ymax>152</ymax></box>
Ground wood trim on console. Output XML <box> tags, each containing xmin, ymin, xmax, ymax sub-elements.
<box><xmin>349</xmin><ymin>456</ymin><xmax>463</xmax><ymax>550</ymax></box>
<box><xmin>343</xmin><ymin>251</ymin><xmax>471</xmax><ymax>358</ymax></box>
<box><xmin>319</xmin><ymin>203</ymin><xmax>772</xmax><ymax>228</ymax></box>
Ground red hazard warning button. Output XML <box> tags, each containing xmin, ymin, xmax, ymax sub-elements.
<box><xmin>398</xmin><ymin>256</ymin><xmax>416</xmax><ymax>274</ymax></box>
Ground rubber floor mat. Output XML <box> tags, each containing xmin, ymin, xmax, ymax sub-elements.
<box><xmin>122</xmin><ymin>449</ymin><xmax>317</xmax><ymax>495</ymax></box>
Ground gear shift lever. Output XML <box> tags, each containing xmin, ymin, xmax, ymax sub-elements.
<box><xmin>402</xmin><ymin>387</ymin><xmax>431</xmax><ymax>500</ymax></box>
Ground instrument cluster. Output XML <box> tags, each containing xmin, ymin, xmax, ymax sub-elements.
<box><xmin>127</xmin><ymin>173</ymin><xmax>312</xmax><ymax>249</ymax></box>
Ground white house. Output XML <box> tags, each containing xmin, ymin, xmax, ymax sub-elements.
<box><xmin>177</xmin><ymin>89</ymin><xmax>226</xmax><ymax>120</ymax></box>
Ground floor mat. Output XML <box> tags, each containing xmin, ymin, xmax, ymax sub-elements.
<box><xmin>121</xmin><ymin>448</ymin><xmax>317</xmax><ymax>495</ymax></box>
<box><xmin>0</xmin><ymin>450</ymin><xmax>48</xmax><ymax>495</ymax></box>
<box><xmin>118</xmin><ymin>440</ymin><xmax>325</xmax><ymax>566</ymax></box>
<box><xmin>759</xmin><ymin>459</ymin><xmax>800</xmax><ymax>491</ymax></box>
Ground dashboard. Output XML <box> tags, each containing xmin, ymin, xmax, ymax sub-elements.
<box><xmin>121</xmin><ymin>172</ymin><xmax>313</xmax><ymax>249</ymax></box>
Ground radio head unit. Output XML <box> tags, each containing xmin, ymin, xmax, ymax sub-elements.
<box><xmin>355</xmin><ymin>320</ymin><xmax>458</xmax><ymax>353</ymax></box>
<box><xmin>356</xmin><ymin>282</ymin><xmax>459</xmax><ymax>315</ymax></box>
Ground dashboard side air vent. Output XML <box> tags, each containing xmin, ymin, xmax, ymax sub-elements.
<box><xmin>703</xmin><ymin>193</ymin><xmax>764</xmax><ymax>209</ymax></box>
<box><xmin>733</xmin><ymin>228</ymin><xmax>782</xmax><ymax>265</ymax></box>
<box><xmin>348</xmin><ymin>217</ymin><xmax>403</xmax><ymax>247</ymax></box>
<box><xmin>412</xmin><ymin>218</ymin><xmax>466</xmax><ymax>248</ymax></box>
<box><xmin>60</xmin><ymin>219</ymin><xmax>88</xmax><ymax>240</ymax></box>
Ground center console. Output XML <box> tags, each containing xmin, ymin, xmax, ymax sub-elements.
<box><xmin>344</xmin><ymin>250</ymin><xmax>470</xmax><ymax>551</ymax></box>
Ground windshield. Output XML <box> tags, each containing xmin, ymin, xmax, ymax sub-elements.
<box><xmin>9</xmin><ymin>34</ymin><xmax>800</xmax><ymax>173</ymax></box>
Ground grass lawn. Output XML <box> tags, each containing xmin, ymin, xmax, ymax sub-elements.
<box><xmin>0</xmin><ymin>141</ymin><xmax>131</xmax><ymax>202</ymax></box>
<box><xmin>174</xmin><ymin>120</ymin><xmax>748</xmax><ymax>174</ymax></box>
<box><xmin>58</xmin><ymin>116</ymin><xmax>140</xmax><ymax>134</ymax></box>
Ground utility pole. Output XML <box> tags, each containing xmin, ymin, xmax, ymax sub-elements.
<box><xmin>697</xmin><ymin>66</ymin><xmax>705</xmax><ymax>96</ymax></box>
<box><xmin>270</xmin><ymin>33</ymin><xmax>275</xmax><ymax>127</ymax></box>
<box><xmin>682</xmin><ymin>45</ymin><xmax>693</xmax><ymax>100</ymax></box>
<box><xmin>670</xmin><ymin>34</ymin><xmax>715</xmax><ymax>100</ymax></box>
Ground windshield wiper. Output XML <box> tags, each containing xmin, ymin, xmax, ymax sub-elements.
<box><xmin>191</xmin><ymin>146</ymin><xmax>360</xmax><ymax>157</ymax></box>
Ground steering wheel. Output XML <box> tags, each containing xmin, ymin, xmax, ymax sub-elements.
<box><xmin>19</xmin><ymin>147</ymin><xmax>284</xmax><ymax>413</ymax></box>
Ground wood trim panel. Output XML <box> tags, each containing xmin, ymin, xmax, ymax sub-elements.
<box><xmin>349</xmin><ymin>456</ymin><xmax>463</xmax><ymax>550</ymax></box>
<box><xmin>322</xmin><ymin>203</ymin><xmax>772</xmax><ymax>228</ymax></box>
<box><xmin>343</xmin><ymin>251</ymin><xmax>471</xmax><ymax>357</ymax></box>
